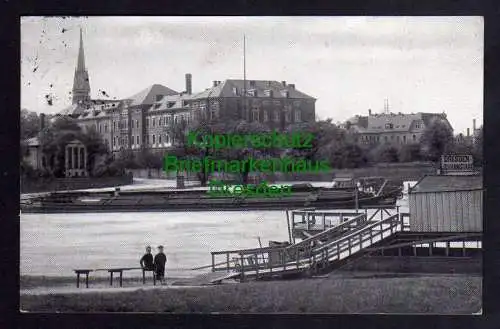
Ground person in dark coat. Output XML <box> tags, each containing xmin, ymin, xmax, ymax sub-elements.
<box><xmin>140</xmin><ymin>246</ymin><xmax>154</xmax><ymax>270</ymax></box>
<box><xmin>154</xmin><ymin>245</ymin><xmax>167</xmax><ymax>284</ymax></box>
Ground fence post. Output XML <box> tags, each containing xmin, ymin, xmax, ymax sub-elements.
<box><xmin>212</xmin><ymin>253</ymin><xmax>215</xmax><ymax>272</ymax></box>
<box><xmin>355</xmin><ymin>187</ymin><xmax>359</xmax><ymax>213</ymax></box>
<box><xmin>226</xmin><ymin>253</ymin><xmax>230</xmax><ymax>272</ymax></box>
<box><xmin>283</xmin><ymin>249</ymin><xmax>286</xmax><ymax>271</ymax></box>
<box><xmin>296</xmin><ymin>248</ymin><xmax>300</xmax><ymax>269</ymax></box>
<box><xmin>240</xmin><ymin>254</ymin><xmax>245</xmax><ymax>282</ymax></box>
<box><xmin>286</xmin><ymin>210</ymin><xmax>293</xmax><ymax>244</ymax></box>
<box><xmin>255</xmin><ymin>253</ymin><xmax>259</xmax><ymax>278</ymax></box>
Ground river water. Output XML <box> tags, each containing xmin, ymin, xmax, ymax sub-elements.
<box><xmin>21</xmin><ymin>180</ymin><xmax>418</xmax><ymax>278</ymax></box>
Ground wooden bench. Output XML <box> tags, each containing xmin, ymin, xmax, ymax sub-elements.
<box><xmin>106</xmin><ymin>267</ymin><xmax>141</xmax><ymax>287</ymax></box>
<box><xmin>73</xmin><ymin>267</ymin><xmax>157</xmax><ymax>288</ymax></box>
<box><xmin>74</xmin><ymin>269</ymin><xmax>93</xmax><ymax>288</ymax></box>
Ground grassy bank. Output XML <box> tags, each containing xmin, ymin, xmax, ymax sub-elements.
<box><xmin>20</xmin><ymin>275</ymin><xmax>481</xmax><ymax>313</ymax></box>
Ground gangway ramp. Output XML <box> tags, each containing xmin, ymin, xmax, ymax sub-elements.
<box><xmin>209</xmin><ymin>271</ymin><xmax>241</xmax><ymax>284</ymax></box>
<box><xmin>185</xmin><ymin>271</ymin><xmax>241</xmax><ymax>285</ymax></box>
<box><xmin>210</xmin><ymin>208</ymin><xmax>406</xmax><ymax>281</ymax></box>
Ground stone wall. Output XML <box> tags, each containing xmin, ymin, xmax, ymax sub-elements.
<box><xmin>21</xmin><ymin>174</ymin><xmax>133</xmax><ymax>194</ymax></box>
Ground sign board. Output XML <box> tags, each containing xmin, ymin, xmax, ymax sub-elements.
<box><xmin>440</xmin><ymin>154</ymin><xmax>474</xmax><ymax>174</ymax></box>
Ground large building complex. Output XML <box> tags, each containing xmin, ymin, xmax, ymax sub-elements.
<box><xmin>344</xmin><ymin>109</ymin><xmax>453</xmax><ymax>146</ymax></box>
<box><xmin>60</xmin><ymin>29</ymin><xmax>316</xmax><ymax>154</ymax></box>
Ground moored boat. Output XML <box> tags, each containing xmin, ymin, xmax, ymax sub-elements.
<box><xmin>20</xmin><ymin>178</ymin><xmax>403</xmax><ymax>213</ymax></box>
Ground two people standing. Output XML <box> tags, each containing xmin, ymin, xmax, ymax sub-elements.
<box><xmin>140</xmin><ymin>245</ymin><xmax>167</xmax><ymax>285</ymax></box>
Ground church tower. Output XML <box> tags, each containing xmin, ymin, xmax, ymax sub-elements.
<box><xmin>72</xmin><ymin>28</ymin><xmax>91</xmax><ymax>105</ymax></box>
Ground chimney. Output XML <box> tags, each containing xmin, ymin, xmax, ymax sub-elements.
<box><xmin>40</xmin><ymin>113</ymin><xmax>45</xmax><ymax>131</ymax></box>
<box><xmin>473</xmin><ymin>119</ymin><xmax>476</xmax><ymax>131</ymax></box>
<box><xmin>467</xmin><ymin>128</ymin><xmax>470</xmax><ymax>137</ymax></box>
<box><xmin>281</xmin><ymin>81</ymin><xmax>286</xmax><ymax>87</ymax></box>
<box><xmin>185</xmin><ymin>73</ymin><xmax>192</xmax><ymax>95</ymax></box>
<box><xmin>288</xmin><ymin>84</ymin><xmax>295</xmax><ymax>89</ymax></box>
<box><xmin>368</xmin><ymin>109</ymin><xmax>372</xmax><ymax>116</ymax></box>
<box><xmin>213</xmin><ymin>80</ymin><xmax>218</xmax><ymax>87</ymax></box>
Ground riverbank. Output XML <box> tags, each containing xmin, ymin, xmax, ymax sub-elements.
<box><xmin>20</xmin><ymin>273</ymin><xmax>481</xmax><ymax>313</ymax></box>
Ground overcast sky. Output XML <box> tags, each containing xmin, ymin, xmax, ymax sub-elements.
<box><xmin>21</xmin><ymin>16</ymin><xmax>483</xmax><ymax>134</ymax></box>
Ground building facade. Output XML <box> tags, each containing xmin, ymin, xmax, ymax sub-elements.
<box><xmin>189</xmin><ymin>79</ymin><xmax>315</xmax><ymax>129</ymax></box>
<box><xmin>345</xmin><ymin>109</ymin><xmax>453</xmax><ymax>146</ymax></box>
<box><xmin>59</xmin><ymin>29</ymin><xmax>317</xmax><ymax>155</ymax></box>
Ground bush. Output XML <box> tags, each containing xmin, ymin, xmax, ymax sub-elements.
<box><xmin>93</xmin><ymin>159</ymin><xmax>126</xmax><ymax>177</ymax></box>
<box><xmin>399</xmin><ymin>144</ymin><xmax>422</xmax><ymax>163</ymax></box>
<box><xmin>136</xmin><ymin>150</ymin><xmax>163</xmax><ymax>169</ymax></box>
<box><xmin>370</xmin><ymin>144</ymin><xmax>399</xmax><ymax>163</ymax></box>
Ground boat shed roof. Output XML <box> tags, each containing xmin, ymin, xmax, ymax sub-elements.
<box><xmin>410</xmin><ymin>175</ymin><xmax>483</xmax><ymax>194</ymax></box>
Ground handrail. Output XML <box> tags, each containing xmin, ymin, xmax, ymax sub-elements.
<box><xmin>211</xmin><ymin>246</ymin><xmax>283</xmax><ymax>256</ymax></box>
<box><xmin>211</xmin><ymin>210</ymin><xmax>404</xmax><ymax>276</ymax></box>
<box><xmin>364</xmin><ymin>233</ymin><xmax>481</xmax><ymax>252</ymax></box>
<box><xmin>235</xmin><ymin>214</ymin><xmax>400</xmax><ymax>272</ymax></box>
<box><xmin>314</xmin><ymin>214</ymin><xmax>399</xmax><ymax>253</ymax></box>
<box><xmin>375</xmin><ymin>179</ymin><xmax>388</xmax><ymax>197</ymax></box>
<box><xmin>235</xmin><ymin>213</ymin><xmax>367</xmax><ymax>256</ymax></box>
<box><xmin>234</xmin><ymin>216</ymin><xmax>402</xmax><ymax>275</ymax></box>
<box><xmin>291</xmin><ymin>210</ymin><xmax>361</xmax><ymax>217</ymax></box>
<box><xmin>286</xmin><ymin>213</ymin><xmax>366</xmax><ymax>250</ymax></box>
<box><xmin>212</xmin><ymin>212</ymin><xmax>368</xmax><ymax>257</ymax></box>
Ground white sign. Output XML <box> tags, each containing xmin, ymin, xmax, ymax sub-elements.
<box><xmin>441</xmin><ymin>154</ymin><xmax>473</xmax><ymax>173</ymax></box>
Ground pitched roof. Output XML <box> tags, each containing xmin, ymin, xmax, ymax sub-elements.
<box><xmin>148</xmin><ymin>93</ymin><xmax>193</xmax><ymax>112</ymax></box>
<box><xmin>410</xmin><ymin>175</ymin><xmax>482</xmax><ymax>193</ymax></box>
<box><xmin>354</xmin><ymin>112</ymin><xmax>449</xmax><ymax>133</ymax></box>
<box><xmin>125</xmin><ymin>84</ymin><xmax>179</xmax><ymax>107</ymax></box>
<box><xmin>190</xmin><ymin>79</ymin><xmax>316</xmax><ymax>100</ymax></box>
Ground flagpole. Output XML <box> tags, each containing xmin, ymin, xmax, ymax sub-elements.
<box><xmin>243</xmin><ymin>34</ymin><xmax>247</xmax><ymax>121</ymax></box>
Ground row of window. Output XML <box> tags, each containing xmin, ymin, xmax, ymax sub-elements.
<box><xmin>91</xmin><ymin>104</ymin><xmax>302</xmax><ymax>134</ymax></box>
<box><xmin>112</xmin><ymin>134</ymin><xmax>173</xmax><ymax>147</ymax></box>
<box><xmin>380</xmin><ymin>121</ymin><xmax>423</xmax><ymax>130</ymax></box>
<box><xmin>145</xmin><ymin>114</ymin><xmax>190</xmax><ymax>128</ymax></box>
<box><xmin>248</xmin><ymin>108</ymin><xmax>301</xmax><ymax>123</ymax></box>
<box><xmin>107</xmin><ymin>114</ymin><xmax>192</xmax><ymax>131</ymax></box>
<box><xmin>360</xmin><ymin>134</ymin><xmax>418</xmax><ymax>143</ymax></box>
<box><xmin>232</xmin><ymin>87</ymin><xmax>291</xmax><ymax>98</ymax></box>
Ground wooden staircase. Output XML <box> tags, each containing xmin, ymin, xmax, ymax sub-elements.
<box><xmin>210</xmin><ymin>208</ymin><xmax>410</xmax><ymax>282</ymax></box>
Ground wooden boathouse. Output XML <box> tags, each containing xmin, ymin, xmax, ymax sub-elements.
<box><xmin>408</xmin><ymin>175</ymin><xmax>482</xmax><ymax>232</ymax></box>
<box><xmin>208</xmin><ymin>174</ymin><xmax>483</xmax><ymax>283</ymax></box>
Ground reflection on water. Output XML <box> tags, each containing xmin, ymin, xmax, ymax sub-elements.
<box><xmin>20</xmin><ymin>181</ymin><xmax>435</xmax><ymax>278</ymax></box>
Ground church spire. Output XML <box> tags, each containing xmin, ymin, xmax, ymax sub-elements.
<box><xmin>72</xmin><ymin>27</ymin><xmax>91</xmax><ymax>105</ymax></box>
<box><xmin>77</xmin><ymin>27</ymin><xmax>85</xmax><ymax>71</ymax></box>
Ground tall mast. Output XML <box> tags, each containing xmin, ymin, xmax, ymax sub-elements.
<box><xmin>243</xmin><ymin>34</ymin><xmax>247</xmax><ymax>120</ymax></box>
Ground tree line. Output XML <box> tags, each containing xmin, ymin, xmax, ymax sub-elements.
<box><xmin>20</xmin><ymin>109</ymin><xmax>483</xmax><ymax>182</ymax></box>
